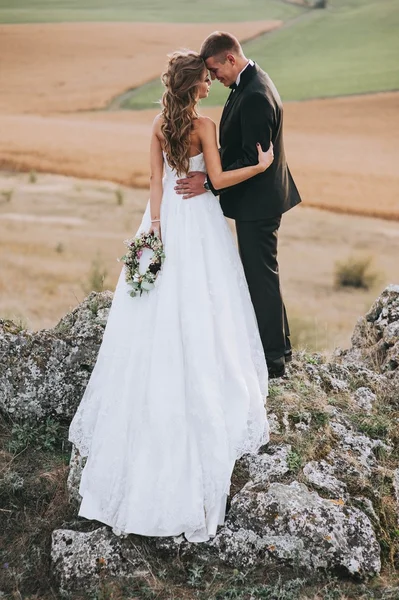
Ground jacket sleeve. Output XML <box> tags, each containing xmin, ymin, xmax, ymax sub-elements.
<box><xmin>208</xmin><ymin>92</ymin><xmax>274</xmax><ymax>195</ymax></box>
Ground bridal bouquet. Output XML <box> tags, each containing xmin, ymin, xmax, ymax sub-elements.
<box><xmin>120</xmin><ymin>232</ymin><xmax>165</xmax><ymax>298</ymax></box>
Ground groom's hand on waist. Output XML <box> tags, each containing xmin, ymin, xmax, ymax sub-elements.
<box><xmin>175</xmin><ymin>172</ymin><xmax>206</xmax><ymax>200</ymax></box>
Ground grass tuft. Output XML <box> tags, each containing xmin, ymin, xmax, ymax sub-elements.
<box><xmin>334</xmin><ymin>255</ymin><xmax>378</xmax><ymax>290</ymax></box>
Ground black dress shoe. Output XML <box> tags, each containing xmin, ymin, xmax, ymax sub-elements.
<box><xmin>267</xmin><ymin>356</ymin><xmax>285</xmax><ymax>379</ymax></box>
<box><xmin>284</xmin><ymin>349</ymin><xmax>292</xmax><ymax>363</ymax></box>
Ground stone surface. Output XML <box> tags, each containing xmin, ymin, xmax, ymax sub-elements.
<box><xmin>51</xmin><ymin>527</ymin><xmax>148</xmax><ymax>593</ymax></box>
<box><xmin>350</xmin><ymin>285</ymin><xmax>399</xmax><ymax>379</ymax></box>
<box><xmin>245</xmin><ymin>444</ymin><xmax>291</xmax><ymax>485</ymax></box>
<box><xmin>394</xmin><ymin>469</ymin><xmax>399</xmax><ymax>525</ymax></box>
<box><xmin>0</xmin><ymin>292</ymin><xmax>112</xmax><ymax>421</ymax></box>
<box><xmin>351</xmin><ymin>387</ymin><xmax>376</xmax><ymax>413</ymax></box>
<box><xmin>329</xmin><ymin>419</ymin><xmax>391</xmax><ymax>474</ymax></box>
<box><xmin>67</xmin><ymin>445</ymin><xmax>86</xmax><ymax>504</ymax></box>
<box><xmin>303</xmin><ymin>460</ymin><xmax>347</xmax><ymax>499</ymax></box>
<box><xmin>213</xmin><ymin>481</ymin><xmax>381</xmax><ymax>577</ymax></box>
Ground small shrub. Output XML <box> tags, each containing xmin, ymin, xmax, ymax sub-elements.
<box><xmin>334</xmin><ymin>255</ymin><xmax>378</xmax><ymax>290</ymax></box>
<box><xmin>55</xmin><ymin>242</ymin><xmax>64</xmax><ymax>253</ymax></box>
<box><xmin>84</xmin><ymin>256</ymin><xmax>108</xmax><ymax>293</ymax></box>
<box><xmin>287</xmin><ymin>450</ymin><xmax>303</xmax><ymax>472</ymax></box>
<box><xmin>115</xmin><ymin>188</ymin><xmax>124</xmax><ymax>206</ymax></box>
<box><xmin>7</xmin><ymin>417</ymin><xmax>64</xmax><ymax>454</ymax></box>
<box><xmin>28</xmin><ymin>170</ymin><xmax>37</xmax><ymax>183</ymax></box>
<box><xmin>0</xmin><ymin>470</ymin><xmax>24</xmax><ymax>493</ymax></box>
<box><xmin>187</xmin><ymin>564</ymin><xmax>204</xmax><ymax>587</ymax></box>
<box><xmin>1</xmin><ymin>189</ymin><xmax>13</xmax><ymax>202</ymax></box>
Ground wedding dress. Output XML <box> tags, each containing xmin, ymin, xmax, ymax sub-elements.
<box><xmin>68</xmin><ymin>152</ymin><xmax>269</xmax><ymax>542</ymax></box>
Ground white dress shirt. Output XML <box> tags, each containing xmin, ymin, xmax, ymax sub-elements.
<box><xmin>235</xmin><ymin>59</ymin><xmax>254</xmax><ymax>87</ymax></box>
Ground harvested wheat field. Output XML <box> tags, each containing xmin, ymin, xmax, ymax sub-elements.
<box><xmin>0</xmin><ymin>21</ymin><xmax>280</xmax><ymax>114</ymax></box>
<box><xmin>1</xmin><ymin>170</ymin><xmax>398</xmax><ymax>352</ymax></box>
<box><xmin>0</xmin><ymin>93</ymin><xmax>398</xmax><ymax>218</ymax></box>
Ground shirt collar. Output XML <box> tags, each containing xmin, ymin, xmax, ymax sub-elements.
<box><xmin>235</xmin><ymin>59</ymin><xmax>254</xmax><ymax>87</ymax></box>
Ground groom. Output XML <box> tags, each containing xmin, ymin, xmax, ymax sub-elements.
<box><xmin>175</xmin><ymin>31</ymin><xmax>302</xmax><ymax>378</ymax></box>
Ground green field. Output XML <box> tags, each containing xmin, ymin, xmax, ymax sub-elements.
<box><xmin>116</xmin><ymin>0</ymin><xmax>399</xmax><ymax>107</ymax></box>
<box><xmin>0</xmin><ymin>0</ymin><xmax>304</xmax><ymax>24</ymax></box>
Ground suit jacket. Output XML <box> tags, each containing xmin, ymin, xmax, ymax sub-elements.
<box><xmin>209</xmin><ymin>62</ymin><xmax>302</xmax><ymax>221</ymax></box>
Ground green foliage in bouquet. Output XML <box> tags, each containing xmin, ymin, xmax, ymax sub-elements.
<box><xmin>120</xmin><ymin>231</ymin><xmax>165</xmax><ymax>298</ymax></box>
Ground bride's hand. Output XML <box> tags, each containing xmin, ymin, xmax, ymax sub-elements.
<box><xmin>149</xmin><ymin>221</ymin><xmax>162</xmax><ymax>241</ymax></box>
<box><xmin>256</xmin><ymin>141</ymin><xmax>274</xmax><ymax>172</ymax></box>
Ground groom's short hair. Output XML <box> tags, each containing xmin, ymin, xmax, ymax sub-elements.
<box><xmin>200</xmin><ymin>31</ymin><xmax>242</xmax><ymax>62</ymax></box>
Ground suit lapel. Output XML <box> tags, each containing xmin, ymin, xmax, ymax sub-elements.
<box><xmin>220</xmin><ymin>86</ymin><xmax>241</xmax><ymax>130</ymax></box>
<box><xmin>219</xmin><ymin>62</ymin><xmax>258</xmax><ymax>133</ymax></box>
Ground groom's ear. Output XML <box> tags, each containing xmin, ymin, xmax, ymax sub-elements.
<box><xmin>226</xmin><ymin>53</ymin><xmax>236</xmax><ymax>65</ymax></box>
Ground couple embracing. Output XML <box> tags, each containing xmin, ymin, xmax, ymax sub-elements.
<box><xmin>68</xmin><ymin>32</ymin><xmax>302</xmax><ymax>543</ymax></box>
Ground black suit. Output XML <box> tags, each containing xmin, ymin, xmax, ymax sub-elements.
<box><xmin>208</xmin><ymin>62</ymin><xmax>302</xmax><ymax>365</ymax></box>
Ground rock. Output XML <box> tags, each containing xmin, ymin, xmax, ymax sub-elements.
<box><xmin>352</xmin><ymin>497</ymin><xmax>380</xmax><ymax>525</ymax></box>
<box><xmin>302</xmin><ymin>360</ymin><xmax>353</xmax><ymax>394</ymax></box>
<box><xmin>394</xmin><ymin>469</ymin><xmax>399</xmax><ymax>525</ymax></box>
<box><xmin>245</xmin><ymin>444</ymin><xmax>291</xmax><ymax>485</ymax></box>
<box><xmin>213</xmin><ymin>481</ymin><xmax>381</xmax><ymax>577</ymax></box>
<box><xmin>350</xmin><ymin>285</ymin><xmax>399</xmax><ymax>379</ymax></box>
<box><xmin>67</xmin><ymin>445</ymin><xmax>86</xmax><ymax>504</ymax></box>
<box><xmin>267</xmin><ymin>412</ymin><xmax>281</xmax><ymax>434</ymax></box>
<box><xmin>303</xmin><ymin>460</ymin><xmax>347</xmax><ymax>499</ymax></box>
<box><xmin>329</xmin><ymin>420</ymin><xmax>391</xmax><ymax>474</ymax></box>
<box><xmin>0</xmin><ymin>292</ymin><xmax>112</xmax><ymax>421</ymax></box>
<box><xmin>351</xmin><ymin>387</ymin><xmax>376</xmax><ymax>413</ymax></box>
<box><xmin>51</xmin><ymin>527</ymin><xmax>148</xmax><ymax>593</ymax></box>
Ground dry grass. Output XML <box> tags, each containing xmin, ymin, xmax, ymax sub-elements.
<box><xmin>0</xmin><ymin>92</ymin><xmax>398</xmax><ymax>219</ymax></box>
<box><xmin>0</xmin><ymin>23</ymin><xmax>398</xmax><ymax>219</ymax></box>
<box><xmin>0</xmin><ymin>21</ymin><xmax>281</xmax><ymax>114</ymax></box>
<box><xmin>1</xmin><ymin>170</ymin><xmax>398</xmax><ymax>352</ymax></box>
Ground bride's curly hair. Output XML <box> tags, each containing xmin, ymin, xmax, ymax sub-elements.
<box><xmin>161</xmin><ymin>50</ymin><xmax>206</xmax><ymax>176</ymax></box>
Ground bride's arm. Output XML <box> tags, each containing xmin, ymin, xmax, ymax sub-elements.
<box><xmin>198</xmin><ymin>117</ymin><xmax>273</xmax><ymax>190</ymax></box>
<box><xmin>149</xmin><ymin>116</ymin><xmax>164</xmax><ymax>236</ymax></box>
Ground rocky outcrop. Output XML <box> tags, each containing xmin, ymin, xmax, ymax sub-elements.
<box><xmin>51</xmin><ymin>527</ymin><xmax>149</xmax><ymax>593</ymax></box>
<box><xmin>348</xmin><ymin>284</ymin><xmax>399</xmax><ymax>378</ymax></box>
<box><xmin>1</xmin><ymin>286</ymin><xmax>398</xmax><ymax>593</ymax></box>
<box><xmin>0</xmin><ymin>292</ymin><xmax>112</xmax><ymax>420</ymax></box>
<box><xmin>213</xmin><ymin>481</ymin><xmax>381</xmax><ymax>576</ymax></box>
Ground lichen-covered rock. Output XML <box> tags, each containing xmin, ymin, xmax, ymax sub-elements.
<box><xmin>0</xmin><ymin>292</ymin><xmax>112</xmax><ymax>421</ymax></box>
<box><xmin>351</xmin><ymin>387</ymin><xmax>376</xmax><ymax>413</ymax></box>
<box><xmin>266</xmin><ymin>412</ymin><xmax>281</xmax><ymax>434</ymax></box>
<box><xmin>213</xmin><ymin>481</ymin><xmax>381</xmax><ymax>577</ymax></box>
<box><xmin>350</xmin><ymin>285</ymin><xmax>399</xmax><ymax>378</ymax></box>
<box><xmin>244</xmin><ymin>444</ymin><xmax>291</xmax><ymax>485</ymax></box>
<box><xmin>67</xmin><ymin>445</ymin><xmax>86</xmax><ymax>504</ymax></box>
<box><xmin>329</xmin><ymin>418</ymin><xmax>391</xmax><ymax>473</ymax></box>
<box><xmin>51</xmin><ymin>527</ymin><xmax>148</xmax><ymax>593</ymax></box>
<box><xmin>394</xmin><ymin>469</ymin><xmax>399</xmax><ymax>525</ymax></box>
<box><xmin>303</xmin><ymin>460</ymin><xmax>347</xmax><ymax>499</ymax></box>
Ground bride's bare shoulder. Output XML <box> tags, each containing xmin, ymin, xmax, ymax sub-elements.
<box><xmin>152</xmin><ymin>113</ymin><xmax>164</xmax><ymax>139</ymax></box>
<box><xmin>194</xmin><ymin>115</ymin><xmax>216</xmax><ymax>133</ymax></box>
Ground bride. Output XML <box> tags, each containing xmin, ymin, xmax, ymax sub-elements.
<box><xmin>68</xmin><ymin>50</ymin><xmax>273</xmax><ymax>543</ymax></box>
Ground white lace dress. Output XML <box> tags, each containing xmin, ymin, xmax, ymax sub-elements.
<box><xmin>68</xmin><ymin>152</ymin><xmax>269</xmax><ymax>542</ymax></box>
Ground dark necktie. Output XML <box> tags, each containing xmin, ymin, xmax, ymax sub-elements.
<box><xmin>229</xmin><ymin>82</ymin><xmax>237</xmax><ymax>90</ymax></box>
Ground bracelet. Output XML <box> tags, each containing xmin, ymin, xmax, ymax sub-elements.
<box><xmin>151</xmin><ymin>219</ymin><xmax>160</xmax><ymax>223</ymax></box>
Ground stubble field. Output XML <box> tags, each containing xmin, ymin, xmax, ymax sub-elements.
<box><xmin>1</xmin><ymin>168</ymin><xmax>398</xmax><ymax>352</ymax></box>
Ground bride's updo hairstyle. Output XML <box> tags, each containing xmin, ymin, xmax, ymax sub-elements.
<box><xmin>161</xmin><ymin>50</ymin><xmax>206</xmax><ymax>176</ymax></box>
